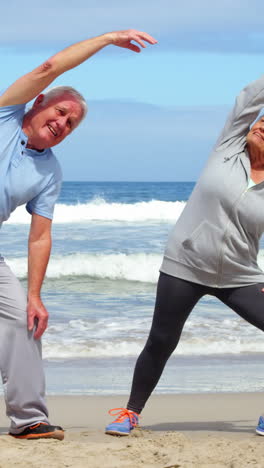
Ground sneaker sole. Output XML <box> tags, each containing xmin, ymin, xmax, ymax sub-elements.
<box><xmin>10</xmin><ymin>430</ymin><xmax>64</xmax><ymax>441</ymax></box>
<box><xmin>256</xmin><ymin>428</ymin><xmax>264</xmax><ymax>436</ymax></box>
<box><xmin>105</xmin><ymin>429</ymin><xmax>130</xmax><ymax>436</ymax></box>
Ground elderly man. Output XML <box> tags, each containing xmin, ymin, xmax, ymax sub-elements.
<box><xmin>0</xmin><ymin>29</ymin><xmax>157</xmax><ymax>440</ymax></box>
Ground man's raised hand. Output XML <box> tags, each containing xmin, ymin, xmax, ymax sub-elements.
<box><xmin>109</xmin><ymin>29</ymin><xmax>157</xmax><ymax>53</ymax></box>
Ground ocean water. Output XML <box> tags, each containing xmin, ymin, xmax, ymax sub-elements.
<box><xmin>2</xmin><ymin>181</ymin><xmax>264</xmax><ymax>395</ymax></box>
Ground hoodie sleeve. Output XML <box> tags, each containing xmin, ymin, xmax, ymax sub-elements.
<box><xmin>214</xmin><ymin>75</ymin><xmax>264</xmax><ymax>152</ymax></box>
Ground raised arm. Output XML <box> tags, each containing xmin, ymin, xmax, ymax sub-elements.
<box><xmin>0</xmin><ymin>30</ymin><xmax>157</xmax><ymax>107</ymax></box>
<box><xmin>215</xmin><ymin>75</ymin><xmax>264</xmax><ymax>151</ymax></box>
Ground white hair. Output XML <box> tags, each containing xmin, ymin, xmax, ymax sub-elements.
<box><xmin>41</xmin><ymin>86</ymin><xmax>88</xmax><ymax>121</ymax></box>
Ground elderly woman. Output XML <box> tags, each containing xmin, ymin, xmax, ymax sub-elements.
<box><xmin>106</xmin><ymin>75</ymin><xmax>264</xmax><ymax>436</ymax></box>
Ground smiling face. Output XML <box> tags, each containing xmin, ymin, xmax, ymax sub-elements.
<box><xmin>22</xmin><ymin>92</ymin><xmax>84</xmax><ymax>150</ymax></box>
<box><xmin>246</xmin><ymin>117</ymin><xmax>264</xmax><ymax>157</ymax></box>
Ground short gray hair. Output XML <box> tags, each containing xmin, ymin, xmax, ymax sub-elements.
<box><xmin>42</xmin><ymin>86</ymin><xmax>88</xmax><ymax>122</ymax></box>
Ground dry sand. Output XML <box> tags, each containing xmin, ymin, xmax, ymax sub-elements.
<box><xmin>1</xmin><ymin>393</ymin><xmax>264</xmax><ymax>467</ymax></box>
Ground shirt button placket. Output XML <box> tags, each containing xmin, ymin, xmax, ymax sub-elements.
<box><xmin>21</xmin><ymin>140</ymin><xmax>25</xmax><ymax>155</ymax></box>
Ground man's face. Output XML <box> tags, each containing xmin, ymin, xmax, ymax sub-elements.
<box><xmin>246</xmin><ymin>117</ymin><xmax>264</xmax><ymax>154</ymax></box>
<box><xmin>23</xmin><ymin>93</ymin><xmax>84</xmax><ymax>150</ymax></box>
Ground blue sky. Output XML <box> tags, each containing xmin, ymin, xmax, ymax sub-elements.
<box><xmin>2</xmin><ymin>1</ymin><xmax>264</xmax><ymax>181</ymax></box>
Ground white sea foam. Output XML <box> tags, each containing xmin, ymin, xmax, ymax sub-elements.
<box><xmin>42</xmin><ymin>311</ymin><xmax>264</xmax><ymax>359</ymax></box>
<box><xmin>42</xmin><ymin>332</ymin><xmax>264</xmax><ymax>359</ymax></box>
<box><xmin>43</xmin><ymin>340</ymin><xmax>143</xmax><ymax>359</ymax></box>
<box><xmin>6</xmin><ymin>252</ymin><xmax>162</xmax><ymax>283</ymax></box>
<box><xmin>6</xmin><ymin>198</ymin><xmax>185</xmax><ymax>224</ymax></box>
<box><xmin>6</xmin><ymin>249</ymin><xmax>264</xmax><ymax>283</ymax></box>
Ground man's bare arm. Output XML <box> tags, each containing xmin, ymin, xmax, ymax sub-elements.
<box><xmin>27</xmin><ymin>213</ymin><xmax>52</xmax><ymax>339</ymax></box>
<box><xmin>0</xmin><ymin>30</ymin><xmax>157</xmax><ymax>107</ymax></box>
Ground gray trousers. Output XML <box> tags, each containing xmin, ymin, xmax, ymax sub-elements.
<box><xmin>0</xmin><ymin>260</ymin><xmax>49</xmax><ymax>433</ymax></box>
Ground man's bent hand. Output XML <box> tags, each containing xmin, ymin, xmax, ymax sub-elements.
<box><xmin>109</xmin><ymin>29</ymin><xmax>158</xmax><ymax>53</ymax></box>
<box><xmin>27</xmin><ymin>296</ymin><xmax>49</xmax><ymax>340</ymax></box>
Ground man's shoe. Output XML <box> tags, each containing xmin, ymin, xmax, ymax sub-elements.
<box><xmin>256</xmin><ymin>416</ymin><xmax>264</xmax><ymax>436</ymax></box>
<box><xmin>105</xmin><ymin>408</ymin><xmax>139</xmax><ymax>436</ymax></box>
<box><xmin>9</xmin><ymin>422</ymin><xmax>64</xmax><ymax>440</ymax></box>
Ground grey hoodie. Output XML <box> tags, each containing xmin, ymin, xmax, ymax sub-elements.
<box><xmin>160</xmin><ymin>75</ymin><xmax>264</xmax><ymax>287</ymax></box>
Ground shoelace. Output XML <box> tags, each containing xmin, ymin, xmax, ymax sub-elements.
<box><xmin>108</xmin><ymin>408</ymin><xmax>139</xmax><ymax>426</ymax></box>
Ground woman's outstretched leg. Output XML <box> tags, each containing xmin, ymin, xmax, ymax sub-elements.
<box><xmin>215</xmin><ymin>283</ymin><xmax>264</xmax><ymax>437</ymax></box>
<box><xmin>106</xmin><ymin>273</ymin><xmax>206</xmax><ymax>435</ymax></box>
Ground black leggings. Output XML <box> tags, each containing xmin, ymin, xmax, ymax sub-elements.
<box><xmin>127</xmin><ymin>272</ymin><xmax>264</xmax><ymax>414</ymax></box>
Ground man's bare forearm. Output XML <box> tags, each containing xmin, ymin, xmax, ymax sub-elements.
<box><xmin>28</xmin><ymin>237</ymin><xmax>51</xmax><ymax>298</ymax></box>
<box><xmin>50</xmin><ymin>33</ymin><xmax>113</xmax><ymax>76</ymax></box>
<box><xmin>27</xmin><ymin>214</ymin><xmax>52</xmax><ymax>338</ymax></box>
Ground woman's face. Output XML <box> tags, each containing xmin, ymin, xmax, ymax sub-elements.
<box><xmin>247</xmin><ymin>117</ymin><xmax>264</xmax><ymax>155</ymax></box>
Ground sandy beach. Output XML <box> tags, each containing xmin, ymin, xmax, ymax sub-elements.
<box><xmin>0</xmin><ymin>393</ymin><xmax>264</xmax><ymax>467</ymax></box>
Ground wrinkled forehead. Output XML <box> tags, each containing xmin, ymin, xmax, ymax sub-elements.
<box><xmin>45</xmin><ymin>93</ymin><xmax>84</xmax><ymax>119</ymax></box>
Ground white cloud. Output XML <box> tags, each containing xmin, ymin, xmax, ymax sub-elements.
<box><xmin>2</xmin><ymin>1</ymin><xmax>264</xmax><ymax>53</ymax></box>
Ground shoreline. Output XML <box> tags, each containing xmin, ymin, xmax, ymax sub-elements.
<box><xmin>41</xmin><ymin>354</ymin><xmax>264</xmax><ymax>395</ymax></box>
<box><xmin>0</xmin><ymin>393</ymin><xmax>264</xmax><ymax>467</ymax></box>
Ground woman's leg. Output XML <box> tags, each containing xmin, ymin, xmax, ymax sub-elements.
<box><xmin>214</xmin><ymin>283</ymin><xmax>264</xmax><ymax>435</ymax></box>
<box><xmin>215</xmin><ymin>283</ymin><xmax>264</xmax><ymax>331</ymax></box>
<box><xmin>127</xmin><ymin>273</ymin><xmax>207</xmax><ymax>414</ymax></box>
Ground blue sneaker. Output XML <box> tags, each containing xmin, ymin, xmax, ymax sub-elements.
<box><xmin>105</xmin><ymin>408</ymin><xmax>139</xmax><ymax>436</ymax></box>
<box><xmin>256</xmin><ymin>416</ymin><xmax>264</xmax><ymax>435</ymax></box>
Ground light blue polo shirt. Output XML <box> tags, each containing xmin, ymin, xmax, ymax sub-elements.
<box><xmin>0</xmin><ymin>101</ymin><xmax>62</xmax><ymax>225</ymax></box>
